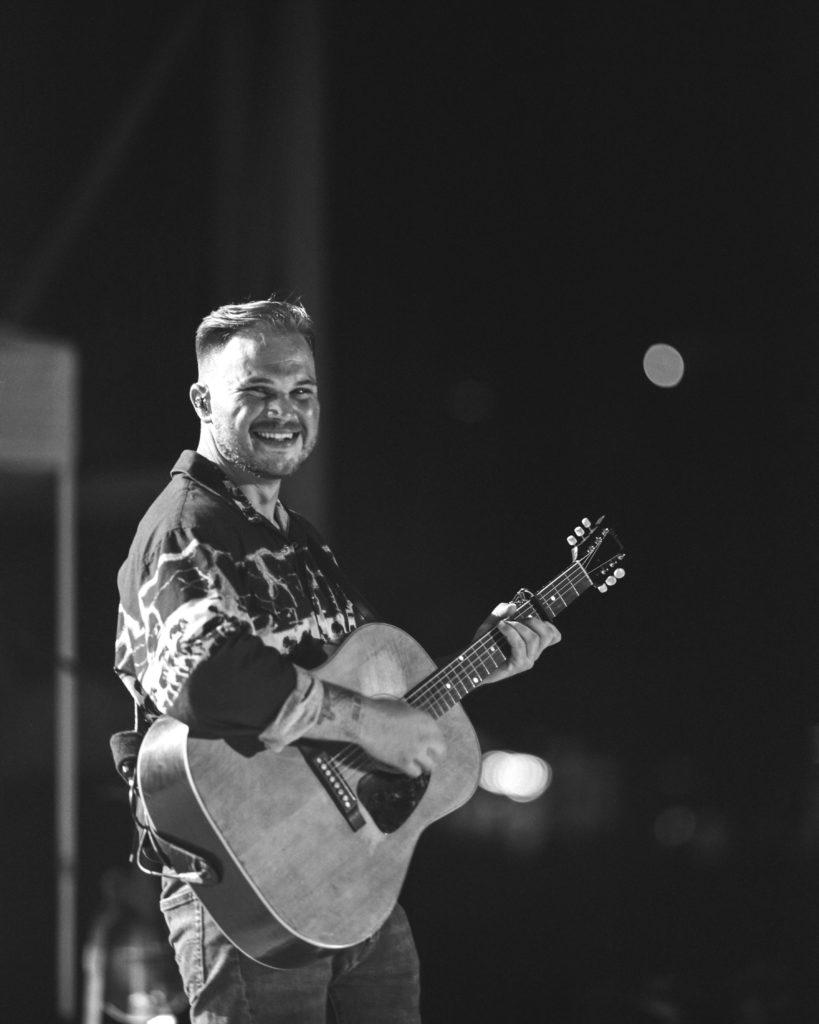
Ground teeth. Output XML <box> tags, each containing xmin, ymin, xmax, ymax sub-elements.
<box><xmin>256</xmin><ymin>430</ymin><xmax>296</xmax><ymax>440</ymax></box>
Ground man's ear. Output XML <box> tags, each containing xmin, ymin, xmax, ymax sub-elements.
<box><xmin>190</xmin><ymin>384</ymin><xmax>211</xmax><ymax>420</ymax></box>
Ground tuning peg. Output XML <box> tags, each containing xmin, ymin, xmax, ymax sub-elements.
<box><xmin>614</xmin><ymin>568</ymin><xmax>625</xmax><ymax>579</ymax></box>
<box><xmin>582</xmin><ymin>517</ymin><xmax>591</xmax><ymax>528</ymax></box>
<box><xmin>574</xmin><ymin>525</ymin><xmax>585</xmax><ymax>538</ymax></box>
<box><xmin>606</xmin><ymin>575</ymin><xmax>617</xmax><ymax>587</ymax></box>
<box><xmin>566</xmin><ymin>535</ymin><xmax>576</xmax><ymax>546</ymax></box>
<box><xmin>597</xmin><ymin>583</ymin><xmax>608</xmax><ymax>593</ymax></box>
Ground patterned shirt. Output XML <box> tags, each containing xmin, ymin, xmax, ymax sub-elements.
<box><xmin>114</xmin><ymin>450</ymin><xmax>365</xmax><ymax>745</ymax></box>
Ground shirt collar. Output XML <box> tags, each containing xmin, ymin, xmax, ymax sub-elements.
<box><xmin>171</xmin><ymin>450</ymin><xmax>289</xmax><ymax>534</ymax></box>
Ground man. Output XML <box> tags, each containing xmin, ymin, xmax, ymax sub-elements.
<box><xmin>115</xmin><ymin>298</ymin><xmax>560</xmax><ymax>1023</ymax></box>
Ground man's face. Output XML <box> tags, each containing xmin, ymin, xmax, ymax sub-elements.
<box><xmin>199</xmin><ymin>328</ymin><xmax>320</xmax><ymax>482</ymax></box>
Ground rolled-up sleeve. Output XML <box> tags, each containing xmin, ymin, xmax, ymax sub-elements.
<box><xmin>258</xmin><ymin>665</ymin><xmax>326</xmax><ymax>751</ymax></box>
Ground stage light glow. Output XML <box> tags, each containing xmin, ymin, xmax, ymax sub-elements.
<box><xmin>146</xmin><ymin>1016</ymin><xmax>176</xmax><ymax>1024</ymax></box>
<box><xmin>643</xmin><ymin>343</ymin><xmax>685</xmax><ymax>388</ymax></box>
<box><xmin>479</xmin><ymin>750</ymin><xmax>552</xmax><ymax>802</ymax></box>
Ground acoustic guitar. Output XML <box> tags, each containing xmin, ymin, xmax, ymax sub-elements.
<box><xmin>137</xmin><ymin>515</ymin><xmax>625</xmax><ymax>968</ymax></box>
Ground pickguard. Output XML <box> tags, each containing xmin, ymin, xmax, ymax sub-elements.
<box><xmin>356</xmin><ymin>769</ymin><xmax>430</xmax><ymax>834</ymax></box>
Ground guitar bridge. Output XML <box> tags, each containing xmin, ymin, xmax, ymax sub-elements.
<box><xmin>299</xmin><ymin>744</ymin><xmax>366</xmax><ymax>832</ymax></box>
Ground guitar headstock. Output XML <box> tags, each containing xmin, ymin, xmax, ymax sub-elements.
<box><xmin>567</xmin><ymin>516</ymin><xmax>626</xmax><ymax>593</ymax></box>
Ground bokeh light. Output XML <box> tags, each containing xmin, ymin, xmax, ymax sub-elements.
<box><xmin>643</xmin><ymin>343</ymin><xmax>685</xmax><ymax>388</ymax></box>
<box><xmin>480</xmin><ymin>750</ymin><xmax>552</xmax><ymax>802</ymax></box>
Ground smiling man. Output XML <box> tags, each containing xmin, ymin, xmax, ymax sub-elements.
<box><xmin>114</xmin><ymin>298</ymin><xmax>560</xmax><ymax>1024</ymax></box>
<box><xmin>192</xmin><ymin>323</ymin><xmax>320</xmax><ymax>502</ymax></box>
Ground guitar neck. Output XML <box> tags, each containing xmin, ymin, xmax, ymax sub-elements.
<box><xmin>406</xmin><ymin>561</ymin><xmax>592</xmax><ymax>719</ymax></box>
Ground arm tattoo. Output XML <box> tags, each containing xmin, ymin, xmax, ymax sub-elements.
<box><xmin>317</xmin><ymin>684</ymin><xmax>362</xmax><ymax>727</ymax></box>
<box><xmin>318</xmin><ymin>684</ymin><xmax>339</xmax><ymax>724</ymax></box>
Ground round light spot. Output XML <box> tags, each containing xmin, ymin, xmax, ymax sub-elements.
<box><xmin>643</xmin><ymin>344</ymin><xmax>685</xmax><ymax>388</ymax></box>
<box><xmin>480</xmin><ymin>750</ymin><xmax>552</xmax><ymax>802</ymax></box>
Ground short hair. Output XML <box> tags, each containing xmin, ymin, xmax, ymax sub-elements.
<box><xmin>195</xmin><ymin>297</ymin><xmax>315</xmax><ymax>368</ymax></box>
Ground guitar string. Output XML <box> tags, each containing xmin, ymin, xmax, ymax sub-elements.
<box><xmin>325</xmin><ymin>560</ymin><xmax>596</xmax><ymax>776</ymax></box>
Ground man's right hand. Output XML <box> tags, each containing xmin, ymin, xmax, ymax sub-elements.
<box><xmin>303</xmin><ymin>681</ymin><xmax>446</xmax><ymax>778</ymax></box>
<box><xmin>357</xmin><ymin>697</ymin><xmax>447</xmax><ymax>777</ymax></box>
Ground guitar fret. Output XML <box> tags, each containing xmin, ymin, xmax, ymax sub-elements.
<box><xmin>537</xmin><ymin>565</ymin><xmax>590</xmax><ymax>615</ymax></box>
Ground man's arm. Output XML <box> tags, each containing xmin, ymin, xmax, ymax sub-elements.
<box><xmin>305</xmin><ymin>682</ymin><xmax>447</xmax><ymax>778</ymax></box>
<box><xmin>117</xmin><ymin>528</ymin><xmax>300</xmax><ymax>735</ymax></box>
<box><xmin>256</xmin><ymin>664</ymin><xmax>447</xmax><ymax>778</ymax></box>
<box><xmin>261</xmin><ymin>602</ymin><xmax>561</xmax><ymax>778</ymax></box>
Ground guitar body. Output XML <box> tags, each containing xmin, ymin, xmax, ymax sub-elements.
<box><xmin>138</xmin><ymin>622</ymin><xmax>482</xmax><ymax>969</ymax></box>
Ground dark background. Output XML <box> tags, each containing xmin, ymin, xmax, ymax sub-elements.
<box><xmin>1</xmin><ymin>2</ymin><xmax>817</xmax><ymax>1020</ymax></box>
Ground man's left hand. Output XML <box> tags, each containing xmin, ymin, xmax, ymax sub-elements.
<box><xmin>474</xmin><ymin>602</ymin><xmax>561</xmax><ymax>684</ymax></box>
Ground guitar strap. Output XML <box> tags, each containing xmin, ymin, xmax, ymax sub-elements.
<box><xmin>110</xmin><ymin>719</ymin><xmax>219</xmax><ymax>886</ymax></box>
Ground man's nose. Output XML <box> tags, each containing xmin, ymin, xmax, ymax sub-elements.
<box><xmin>265</xmin><ymin>394</ymin><xmax>294</xmax><ymax>417</ymax></box>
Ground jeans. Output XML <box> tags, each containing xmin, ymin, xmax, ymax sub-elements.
<box><xmin>159</xmin><ymin>884</ymin><xmax>422</xmax><ymax>1024</ymax></box>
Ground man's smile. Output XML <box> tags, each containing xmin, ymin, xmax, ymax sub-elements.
<box><xmin>251</xmin><ymin>425</ymin><xmax>301</xmax><ymax>446</ymax></box>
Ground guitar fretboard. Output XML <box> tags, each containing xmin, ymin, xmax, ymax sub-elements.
<box><xmin>406</xmin><ymin>560</ymin><xmax>592</xmax><ymax>719</ymax></box>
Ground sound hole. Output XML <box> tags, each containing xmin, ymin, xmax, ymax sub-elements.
<box><xmin>357</xmin><ymin>770</ymin><xmax>430</xmax><ymax>834</ymax></box>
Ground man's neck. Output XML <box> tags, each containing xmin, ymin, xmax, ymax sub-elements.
<box><xmin>196</xmin><ymin>440</ymin><xmax>282</xmax><ymax>522</ymax></box>
<box><xmin>236</xmin><ymin>480</ymin><xmax>282</xmax><ymax>523</ymax></box>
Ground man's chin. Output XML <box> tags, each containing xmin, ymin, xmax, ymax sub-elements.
<box><xmin>219</xmin><ymin>436</ymin><xmax>316</xmax><ymax>481</ymax></box>
<box><xmin>253</xmin><ymin>451</ymin><xmax>312</xmax><ymax>479</ymax></box>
